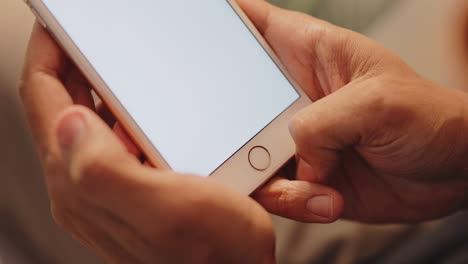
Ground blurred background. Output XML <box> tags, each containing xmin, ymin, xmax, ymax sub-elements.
<box><xmin>1</xmin><ymin>0</ymin><xmax>467</xmax><ymax>263</ymax></box>
<box><xmin>270</xmin><ymin>0</ymin><xmax>394</xmax><ymax>32</ymax></box>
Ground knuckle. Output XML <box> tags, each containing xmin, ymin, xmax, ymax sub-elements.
<box><xmin>361</xmin><ymin>85</ymin><xmax>388</xmax><ymax>117</ymax></box>
<box><xmin>362</xmin><ymin>77</ymin><xmax>402</xmax><ymax>106</ymax></box>
<box><xmin>303</xmin><ymin>18</ymin><xmax>333</xmax><ymax>51</ymax></box>
<box><xmin>354</xmin><ymin>77</ymin><xmax>423</xmax><ymax>146</ymax></box>
<box><xmin>362</xmin><ymin>78</ymin><xmax>415</xmax><ymax>123</ymax></box>
<box><xmin>290</xmin><ymin>112</ymin><xmax>312</xmax><ymax>142</ymax></box>
<box><xmin>17</xmin><ymin>79</ymin><xmax>28</xmax><ymax>101</ymax></box>
<box><xmin>50</xmin><ymin>203</ymin><xmax>84</xmax><ymax>241</ymax></box>
<box><xmin>50</xmin><ymin>204</ymin><xmax>72</xmax><ymax>228</ymax></box>
<box><xmin>291</xmin><ymin>109</ymin><xmax>323</xmax><ymax>154</ymax></box>
<box><xmin>17</xmin><ymin>69</ymin><xmax>55</xmax><ymax>101</ymax></box>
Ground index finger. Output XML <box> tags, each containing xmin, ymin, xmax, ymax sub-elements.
<box><xmin>19</xmin><ymin>23</ymin><xmax>73</xmax><ymax>156</ymax></box>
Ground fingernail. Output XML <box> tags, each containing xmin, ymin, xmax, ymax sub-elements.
<box><xmin>307</xmin><ymin>195</ymin><xmax>333</xmax><ymax>218</ymax></box>
<box><xmin>57</xmin><ymin>113</ymin><xmax>86</xmax><ymax>153</ymax></box>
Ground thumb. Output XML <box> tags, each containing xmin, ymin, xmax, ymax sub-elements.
<box><xmin>289</xmin><ymin>84</ymin><xmax>370</xmax><ymax>182</ymax></box>
<box><xmin>55</xmin><ymin>105</ymin><xmax>143</xmax><ymax>187</ymax></box>
<box><xmin>253</xmin><ymin>177</ymin><xmax>344</xmax><ymax>223</ymax></box>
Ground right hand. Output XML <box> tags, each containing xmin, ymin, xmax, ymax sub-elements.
<box><xmin>240</xmin><ymin>0</ymin><xmax>468</xmax><ymax>223</ymax></box>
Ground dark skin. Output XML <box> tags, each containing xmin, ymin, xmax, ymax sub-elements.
<box><xmin>20</xmin><ymin>0</ymin><xmax>468</xmax><ymax>262</ymax></box>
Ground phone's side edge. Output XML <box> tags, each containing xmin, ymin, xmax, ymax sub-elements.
<box><xmin>227</xmin><ymin>0</ymin><xmax>312</xmax><ymax>100</ymax></box>
<box><xmin>28</xmin><ymin>0</ymin><xmax>172</xmax><ymax>170</ymax></box>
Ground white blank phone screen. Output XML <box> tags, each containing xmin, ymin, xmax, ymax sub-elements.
<box><xmin>43</xmin><ymin>0</ymin><xmax>300</xmax><ymax>176</ymax></box>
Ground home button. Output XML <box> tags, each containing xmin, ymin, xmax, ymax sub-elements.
<box><xmin>248</xmin><ymin>146</ymin><xmax>271</xmax><ymax>171</ymax></box>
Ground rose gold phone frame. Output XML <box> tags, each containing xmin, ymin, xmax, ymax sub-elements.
<box><xmin>28</xmin><ymin>0</ymin><xmax>312</xmax><ymax>195</ymax></box>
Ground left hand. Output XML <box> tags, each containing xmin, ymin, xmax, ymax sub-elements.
<box><xmin>20</xmin><ymin>24</ymin><xmax>280</xmax><ymax>264</ymax></box>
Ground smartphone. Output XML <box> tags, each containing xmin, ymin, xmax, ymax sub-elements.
<box><xmin>25</xmin><ymin>0</ymin><xmax>312</xmax><ymax>195</ymax></box>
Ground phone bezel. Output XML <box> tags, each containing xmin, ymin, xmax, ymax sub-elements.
<box><xmin>29</xmin><ymin>0</ymin><xmax>312</xmax><ymax>195</ymax></box>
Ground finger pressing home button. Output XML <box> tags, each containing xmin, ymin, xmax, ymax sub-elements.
<box><xmin>248</xmin><ymin>146</ymin><xmax>271</xmax><ymax>171</ymax></box>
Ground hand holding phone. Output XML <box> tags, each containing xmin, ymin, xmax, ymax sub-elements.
<box><xmin>19</xmin><ymin>0</ymin><xmax>351</xmax><ymax>261</ymax></box>
<box><xmin>25</xmin><ymin>0</ymin><xmax>315</xmax><ymax>194</ymax></box>
<box><xmin>20</xmin><ymin>19</ymin><xmax>278</xmax><ymax>263</ymax></box>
